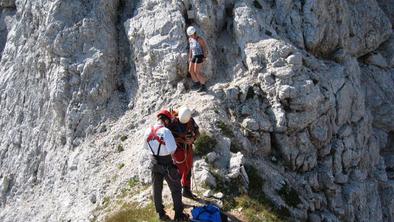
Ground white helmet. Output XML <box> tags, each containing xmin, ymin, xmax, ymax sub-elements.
<box><xmin>187</xmin><ymin>26</ymin><xmax>196</xmax><ymax>36</ymax></box>
<box><xmin>178</xmin><ymin>107</ymin><xmax>192</xmax><ymax>124</ymax></box>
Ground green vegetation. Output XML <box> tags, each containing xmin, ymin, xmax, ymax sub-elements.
<box><xmin>213</xmin><ymin>164</ymin><xmax>288</xmax><ymax>221</ymax></box>
<box><xmin>234</xmin><ymin>195</ymin><xmax>283</xmax><ymax>222</ymax></box>
<box><xmin>277</xmin><ymin>183</ymin><xmax>301</xmax><ymax>208</ymax></box>
<box><xmin>105</xmin><ymin>202</ymin><xmax>159</xmax><ymax>222</ymax></box>
<box><xmin>194</xmin><ymin>132</ymin><xmax>217</xmax><ymax>156</ymax></box>
<box><xmin>230</xmin><ymin>140</ymin><xmax>242</xmax><ymax>153</ymax></box>
<box><xmin>102</xmin><ymin>196</ymin><xmax>111</xmax><ymax>209</ymax></box>
<box><xmin>117</xmin><ymin>144</ymin><xmax>124</xmax><ymax>152</ymax></box>
<box><xmin>94</xmin><ymin>178</ymin><xmax>154</xmax><ymax>222</ymax></box>
<box><xmin>217</xmin><ymin>121</ymin><xmax>234</xmax><ymax>137</ymax></box>
<box><xmin>245</xmin><ymin>165</ymin><xmax>290</xmax><ymax>219</ymax></box>
<box><xmin>128</xmin><ymin>177</ymin><xmax>139</xmax><ymax>188</ymax></box>
<box><xmin>245</xmin><ymin>164</ymin><xmax>264</xmax><ymax>193</ymax></box>
<box><xmin>120</xmin><ymin>135</ymin><xmax>128</xmax><ymax>141</ymax></box>
<box><xmin>117</xmin><ymin>163</ymin><xmax>125</xmax><ymax>169</ymax></box>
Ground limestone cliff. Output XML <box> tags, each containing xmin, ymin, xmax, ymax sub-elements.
<box><xmin>0</xmin><ymin>0</ymin><xmax>393</xmax><ymax>221</ymax></box>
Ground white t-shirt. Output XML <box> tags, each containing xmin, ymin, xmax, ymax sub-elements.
<box><xmin>143</xmin><ymin>124</ymin><xmax>177</xmax><ymax>156</ymax></box>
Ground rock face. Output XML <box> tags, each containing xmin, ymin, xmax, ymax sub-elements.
<box><xmin>377</xmin><ymin>0</ymin><xmax>394</xmax><ymax>25</ymax></box>
<box><xmin>0</xmin><ymin>0</ymin><xmax>393</xmax><ymax>221</ymax></box>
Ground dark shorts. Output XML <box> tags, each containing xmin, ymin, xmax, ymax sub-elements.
<box><xmin>191</xmin><ymin>55</ymin><xmax>204</xmax><ymax>64</ymax></box>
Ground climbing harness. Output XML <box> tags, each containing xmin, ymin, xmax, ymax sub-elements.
<box><xmin>147</xmin><ymin>126</ymin><xmax>165</xmax><ymax>156</ymax></box>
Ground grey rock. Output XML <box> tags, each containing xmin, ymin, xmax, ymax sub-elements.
<box><xmin>227</xmin><ymin>152</ymin><xmax>245</xmax><ymax>179</ymax></box>
<box><xmin>361</xmin><ymin>64</ymin><xmax>394</xmax><ymax>131</ymax></box>
<box><xmin>0</xmin><ymin>0</ymin><xmax>15</xmax><ymax>8</ymax></box>
<box><xmin>338</xmin><ymin>125</ymin><xmax>352</xmax><ymax>138</ymax></box>
<box><xmin>271</xmin><ymin>103</ymin><xmax>287</xmax><ymax>132</ymax></box>
<box><xmin>303</xmin><ymin>0</ymin><xmax>391</xmax><ymax>57</ymax></box>
<box><xmin>350</xmin><ymin>170</ymin><xmax>368</xmax><ymax>182</ymax></box>
<box><xmin>334</xmin><ymin>173</ymin><xmax>348</xmax><ymax>184</ymax></box>
<box><xmin>89</xmin><ymin>194</ymin><xmax>97</xmax><ymax>204</ymax></box>
<box><xmin>206</xmin><ymin>152</ymin><xmax>218</xmax><ymax>163</ymax></box>
<box><xmin>378</xmin><ymin>34</ymin><xmax>394</xmax><ymax>67</ymax></box>
<box><xmin>1</xmin><ymin>176</ymin><xmax>10</xmax><ymax>193</ymax></box>
<box><xmin>343</xmin><ymin>181</ymin><xmax>383</xmax><ymax>221</ymax></box>
<box><xmin>287</xmin><ymin>110</ymin><xmax>318</xmax><ymax>132</ymax></box>
<box><xmin>308</xmin><ymin>213</ymin><xmax>321</xmax><ymax>222</ymax></box>
<box><xmin>319</xmin><ymin>144</ymin><xmax>332</xmax><ymax>158</ymax></box>
<box><xmin>336</xmin><ymin>82</ymin><xmax>353</xmax><ymax>127</ymax></box>
<box><xmin>318</xmin><ymin>159</ymin><xmax>336</xmax><ymax>191</ymax></box>
<box><xmin>309</xmin><ymin>115</ymin><xmax>331</xmax><ymax>146</ymax></box>
<box><xmin>377</xmin><ymin>0</ymin><xmax>394</xmax><ymax>25</ymax></box>
<box><xmin>286</xmin><ymin>53</ymin><xmax>303</xmax><ymax>68</ymax></box>
<box><xmin>224</xmin><ymin>87</ymin><xmax>240</xmax><ymax>104</ymax></box>
<box><xmin>213</xmin><ymin>192</ymin><xmax>224</xmax><ymax>199</ymax></box>
<box><xmin>227</xmin><ymin>152</ymin><xmax>249</xmax><ymax>192</ymax></box>
<box><xmin>194</xmin><ymin>160</ymin><xmax>217</xmax><ymax>188</ymax></box>
<box><xmin>378</xmin><ymin>181</ymin><xmax>394</xmax><ymax>221</ymax></box>
<box><xmin>278</xmin><ymin>84</ymin><xmax>297</xmax><ymax>100</ymax></box>
<box><xmin>384</xmin><ymin>155</ymin><xmax>394</xmax><ymax>170</ymax></box>
<box><xmin>320</xmin><ymin>210</ymin><xmax>340</xmax><ymax>222</ymax></box>
<box><xmin>364</xmin><ymin>52</ymin><xmax>388</xmax><ymax>68</ymax></box>
<box><xmin>276</xmin><ymin>131</ymin><xmax>317</xmax><ymax>172</ymax></box>
<box><xmin>258</xmin><ymin>117</ymin><xmax>273</xmax><ymax>132</ymax></box>
<box><xmin>241</xmin><ymin>118</ymin><xmax>259</xmax><ymax>131</ymax></box>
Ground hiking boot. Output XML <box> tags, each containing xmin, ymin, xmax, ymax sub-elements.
<box><xmin>182</xmin><ymin>187</ymin><xmax>197</xmax><ymax>199</ymax></box>
<box><xmin>158</xmin><ymin>213</ymin><xmax>171</xmax><ymax>221</ymax></box>
<box><xmin>174</xmin><ymin>212</ymin><xmax>189</xmax><ymax>222</ymax></box>
<box><xmin>197</xmin><ymin>84</ymin><xmax>207</xmax><ymax>92</ymax></box>
<box><xmin>191</xmin><ymin>82</ymin><xmax>200</xmax><ymax>90</ymax></box>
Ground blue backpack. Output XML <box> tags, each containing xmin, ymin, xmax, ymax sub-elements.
<box><xmin>191</xmin><ymin>204</ymin><xmax>227</xmax><ymax>222</ymax></box>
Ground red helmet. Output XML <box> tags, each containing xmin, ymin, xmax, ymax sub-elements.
<box><xmin>157</xmin><ymin>109</ymin><xmax>172</xmax><ymax>120</ymax></box>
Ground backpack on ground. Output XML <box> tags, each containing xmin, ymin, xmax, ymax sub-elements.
<box><xmin>191</xmin><ymin>204</ymin><xmax>228</xmax><ymax>222</ymax></box>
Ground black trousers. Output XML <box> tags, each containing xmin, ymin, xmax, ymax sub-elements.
<box><xmin>151</xmin><ymin>156</ymin><xmax>183</xmax><ymax>216</ymax></box>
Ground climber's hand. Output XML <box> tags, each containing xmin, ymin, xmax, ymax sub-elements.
<box><xmin>184</xmin><ymin>137</ymin><xmax>194</xmax><ymax>145</ymax></box>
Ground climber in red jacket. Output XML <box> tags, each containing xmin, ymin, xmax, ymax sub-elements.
<box><xmin>169</xmin><ymin>107</ymin><xmax>200</xmax><ymax>199</ymax></box>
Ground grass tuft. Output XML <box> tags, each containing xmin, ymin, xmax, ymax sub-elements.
<box><xmin>117</xmin><ymin>163</ymin><xmax>125</xmax><ymax>169</ymax></box>
<box><xmin>102</xmin><ymin>196</ymin><xmax>111</xmax><ymax>209</ymax></box>
<box><xmin>278</xmin><ymin>182</ymin><xmax>301</xmax><ymax>208</ymax></box>
<box><xmin>230</xmin><ymin>140</ymin><xmax>242</xmax><ymax>153</ymax></box>
<box><xmin>105</xmin><ymin>202</ymin><xmax>159</xmax><ymax>222</ymax></box>
<box><xmin>127</xmin><ymin>177</ymin><xmax>139</xmax><ymax>188</ymax></box>
<box><xmin>234</xmin><ymin>195</ymin><xmax>283</xmax><ymax>222</ymax></box>
<box><xmin>117</xmin><ymin>144</ymin><xmax>124</xmax><ymax>152</ymax></box>
<box><xmin>214</xmin><ymin>164</ymin><xmax>288</xmax><ymax>221</ymax></box>
<box><xmin>194</xmin><ymin>132</ymin><xmax>217</xmax><ymax>156</ymax></box>
<box><xmin>217</xmin><ymin>121</ymin><xmax>234</xmax><ymax>137</ymax></box>
<box><xmin>120</xmin><ymin>135</ymin><xmax>128</xmax><ymax>141</ymax></box>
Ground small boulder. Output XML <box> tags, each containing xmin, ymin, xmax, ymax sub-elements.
<box><xmin>241</xmin><ymin>118</ymin><xmax>260</xmax><ymax>131</ymax></box>
<box><xmin>194</xmin><ymin>160</ymin><xmax>217</xmax><ymax>188</ymax></box>
<box><xmin>89</xmin><ymin>194</ymin><xmax>97</xmax><ymax>204</ymax></box>
<box><xmin>286</xmin><ymin>53</ymin><xmax>303</xmax><ymax>68</ymax></box>
<box><xmin>213</xmin><ymin>192</ymin><xmax>224</xmax><ymax>199</ymax></box>
<box><xmin>2</xmin><ymin>175</ymin><xmax>11</xmax><ymax>193</ymax></box>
